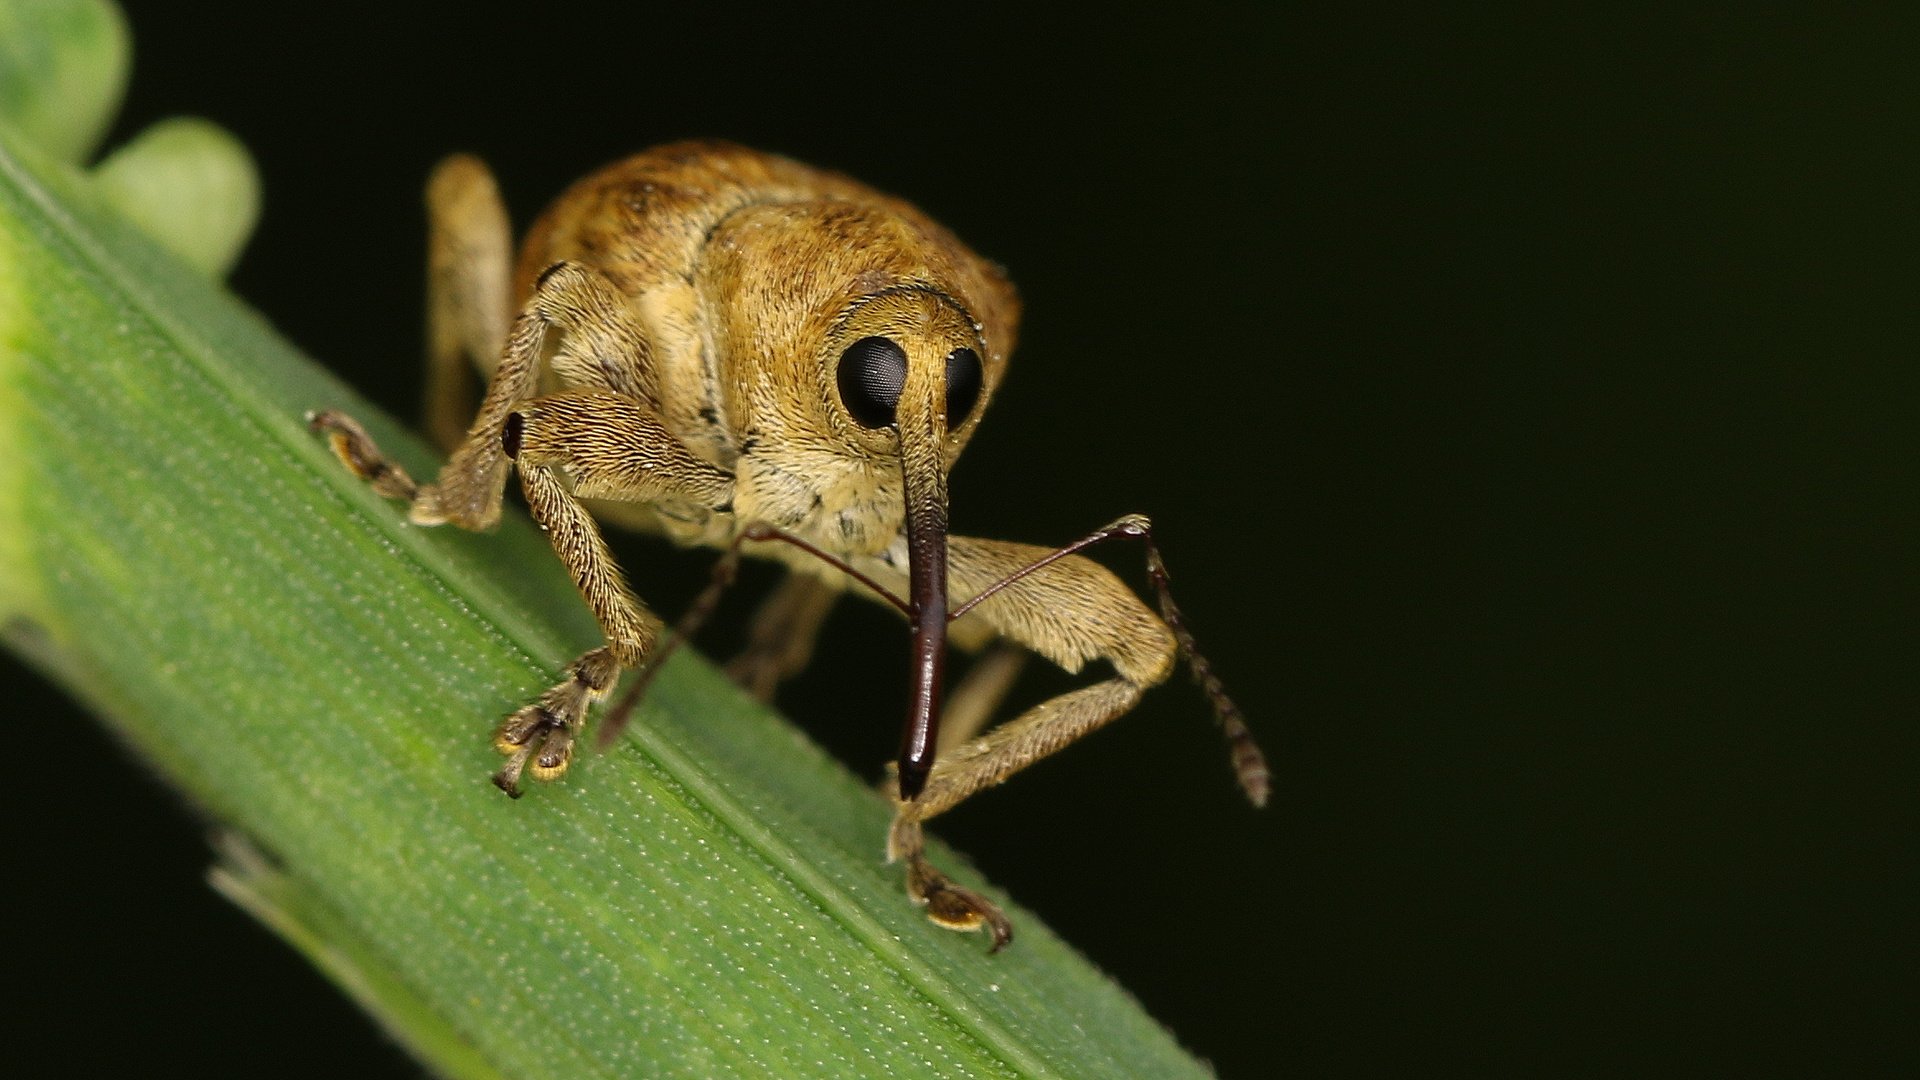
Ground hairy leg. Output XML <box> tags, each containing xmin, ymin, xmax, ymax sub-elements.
<box><xmin>314</xmin><ymin>260</ymin><xmax>734</xmax><ymax>794</ymax></box>
<box><xmin>853</xmin><ymin>518</ymin><xmax>1265</xmax><ymax>948</ymax></box>
<box><xmin>490</xmin><ymin>389</ymin><xmax>734</xmax><ymax>792</ymax></box>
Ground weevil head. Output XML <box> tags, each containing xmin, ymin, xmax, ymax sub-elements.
<box><xmin>816</xmin><ymin>288</ymin><xmax>990</xmax><ymax>797</ymax></box>
<box><xmin>700</xmin><ymin>199</ymin><xmax>1017</xmax><ymax>798</ymax></box>
<box><xmin>699</xmin><ymin>200</ymin><xmax>1016</xmax><ymax>556</ymax></box>
<box><xmin>825</xmin><ymin>288</ymin><xmax>990</xmax><ymax>470</ymax></box>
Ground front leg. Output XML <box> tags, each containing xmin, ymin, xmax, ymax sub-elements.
<box><xmin>311</xmin><ymin>259</ymin><xmax>638</xmax><ymax>532</ymax></box>
<box><xmin>492</xmin><ymin>389</ymin><xmax>735</xmax><ymax>793</ymax></box>
<box><xmin>867</xmin><ymin>522</ymin><xmax>1264</xmax><ymax>950</ymax></box>
<box><xmin>314</xmin><ymin>262</ymin><xmax>732</xmax><ymax>792</ymax></box>
<box><xmin>927</xmin><ymin>523</ymin><xmax>1268</xmax><ymax>812</ymax></box>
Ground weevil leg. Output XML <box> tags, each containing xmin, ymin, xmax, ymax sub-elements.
<box><xmin>424</xmin><ymin>153</ymin><xmax>512</xmax><ymax>453</ymax></box>
<box><xmin>887</xmin><ymin>816</ymin><xmax>1014</xmax><ymax>953</ymax></box>
<box><xmin>490</xmin><ymin>389</ymin><xmax>734</xmax><ymax>790</ymax></box>
<box><xmin>308</xmin><ymin>409</ymin><xmax>423</xmax><ymax>503</ymax></box>
<box><xmin>311</xmin><ymin>267</ymin><xmax>547</xmax><ymax>532</ymax></box>
<box><xmin>314</xmin><ymin>261</ymin><xmax>731</xmax><ymax>792</ymax></box>
<box><xmin>489</xmin><ymin>476</ymin><xmax>641</xmax><ymax>791</ymax></box>
<box><xmin>855</xmin><ymin>521</ymin><xmax>1265</xmax><ymax>947</ymax></box>
<box><xmin>940</xmin><ymin>521</ymin><xmax>1270</xmax><ymax>806</ymax></box>
<box><xmin>492</xmin><ymin>643</ymin><xmax>625</xmax><ymax>792</ymax></box>
<box><xmin>883</xmin><ymin>675</ymin><xmax>1150</xmax><ymax>950</ymax></box>
<box><xmin>311</xmin><ymin>261</ymin><xmax>638</xmax><ymax>531</ymax></box>
<box><xmin>903</xmin><ymin>676</ymin><xmax>1148</xmax><ymax>820</ymax></box>
<box><xmin>724</xmin><ymin>570</ymin><xmax>841</xmax><ymax>702</ymax></box>
<box><xmin>882</xmin><ymin>675</ymin><xmax>1146</xmax><ymax>953</ymax></box>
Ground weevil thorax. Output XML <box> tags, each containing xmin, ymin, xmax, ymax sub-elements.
<box><xmin>696</xmin><ymin>202</ymin><xmax>1004</xmax><ymax>561</ymax></box>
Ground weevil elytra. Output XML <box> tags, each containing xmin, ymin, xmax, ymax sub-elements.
<box><xmin>311</xmin><ymin>141</ymin><xmax>1268</xmax><ymax>950</ymax></box>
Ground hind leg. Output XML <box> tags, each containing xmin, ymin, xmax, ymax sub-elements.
<box><xmin>423</xmin><ymin>153</ymin><xmax>512</xmax><ymax>453</ymax></box>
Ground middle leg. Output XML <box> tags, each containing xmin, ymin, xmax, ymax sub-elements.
<box><xmin>725</xmin><ymin>570</ymin><xmax>841</xmax><ymax>702</ymax></box>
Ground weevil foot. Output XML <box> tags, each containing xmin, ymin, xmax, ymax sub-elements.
<box><xmin>906</xmin><ymin>854</ymin><xmax>1014</xmax><ymax>952</ymax></box>
<box><xmin>308</xmin><ymin>409</ymin><xmax>423</xmax><ymax>504</ymax></box>
<box><xmin>490</xmin><ymin>647</ymin><xmax>621</xmax><ymax>794</ymax></box>
<box><xmin>492</xmin><ymin>705</ymin><xmax>573</xmax><ymax>795</ymax></box>
<box><xmin>888</xmin><ymin>814</ymin><xmax>1014</xmax><ymax>952</ymax></box>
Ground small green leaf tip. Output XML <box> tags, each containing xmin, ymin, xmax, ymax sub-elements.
<box><xmin>92</xmin><ymin>115</ymin><xmax>261</xmax><ymax>277</ymax></box>
<box><xmin>0</xmin><ymin>0</ymin><xmax>130</xmax><ymax>164</ymax></box>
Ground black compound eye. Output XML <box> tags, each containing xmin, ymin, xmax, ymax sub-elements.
<box><xmin>944</xmin><ymin>347</ymin><xmax>983</xmax><ymax>427</ymax></box>
<box><xmin>836</xmin><ymin>336</ymin><xmax>907</xmax><ymax>428</ymax></box>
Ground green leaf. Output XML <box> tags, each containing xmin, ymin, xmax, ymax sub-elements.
<box><xmin>0</xmin><ymin>0</ymin><xmax>128</xmax><ymax>164</ymax></box>
<box><xmin>0</xmin><ymin>109</ymin><xmax>1213</xmax><ymax>1080</ymax></box>
<box><xmin>93</xmin><ymin>114</ymin><xmax>260</xmax><ymax>277</ymax></box>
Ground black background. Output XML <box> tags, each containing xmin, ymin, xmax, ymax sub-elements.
<box><xmin>11</xmin><ymin>4</ymin><xmax>1917</xmax><ymax>1077</ymax></box>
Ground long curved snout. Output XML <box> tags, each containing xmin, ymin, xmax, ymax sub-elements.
<box><xmin>893</xmin><ymin>377</ymin><xmax>953</xmax><ymax>801</ymax></box>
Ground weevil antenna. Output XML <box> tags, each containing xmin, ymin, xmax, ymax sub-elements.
<box><xmin>595</xmin><ymin>523</ymin><xmax>913</xmax><ymax>750</ymax></box>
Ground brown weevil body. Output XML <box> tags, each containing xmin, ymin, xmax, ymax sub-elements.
<box><xmin>312</xmin><ymin>141</ymin><xmax>1267</xmax><ymax>950</ymax></box>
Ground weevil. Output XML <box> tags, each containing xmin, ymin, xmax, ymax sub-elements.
<box><xmin>311</xmin><ymin>141</ymin><xmax>1267</xmax><ymax>950</ymax></box>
